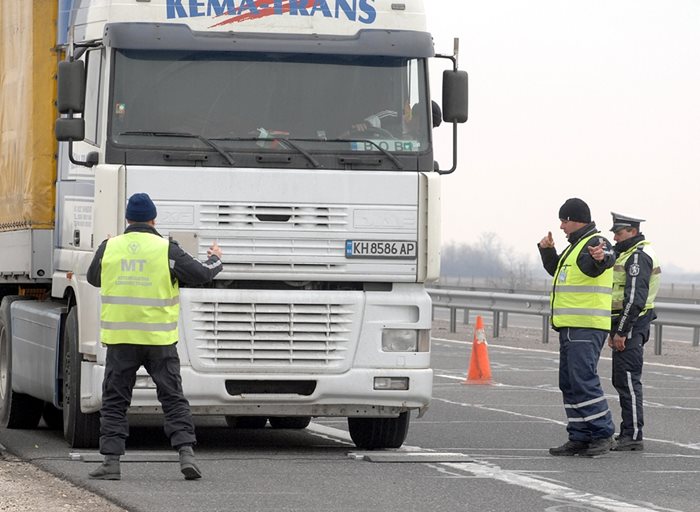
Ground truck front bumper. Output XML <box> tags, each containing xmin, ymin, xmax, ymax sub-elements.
<box><xmin>81</xmin><ymin>363</ymin><xmax>432</xmax><ymax>417</ymax></box>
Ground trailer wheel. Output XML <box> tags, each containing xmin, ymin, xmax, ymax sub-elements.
<box><xmin>347</xmin><ymin>412</ymin><xmax>410</xmax><ymax>450</ymax></box>
<box><xmin>0</xmin><ymin>296</ymin><xmax>43</xmax><ymax>429</ymax></box>
<box><xmin>268</xmin><ymin>416</ymin><xmax>311</xmax><ymax>430</ymax></box>
<box><xmin>224</xmin><ymin>416</ymin><xmax>268</xmax><ymax>429</ymax></box>
<box><xmin>62</xmin><ymin>307</ymin><xmax>100</xmax><ymax>448</ymax></box>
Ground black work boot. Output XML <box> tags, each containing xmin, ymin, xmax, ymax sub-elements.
<box><xmin>89</xmin><ymin>454</ymin><xmax>121</xmax><ymax>480</ymax></box>
<box><xmin>582</xmin><ymin>436</ymin><xmax>614</xmax><ymax>457</ymax></box>
<box><xmin>179</xmin><ymin>445</ymin><xmax>202</xmax><ymax>480</ymax></box>
<box><xmin>612</xmin><ymin>437</ymin><xmax>644</xmax><ymax>451</ymax></box>
<box><xmin>549</xmin><ymin>440</ymin><xmax>589</xmax><ymax>456</ymax></box>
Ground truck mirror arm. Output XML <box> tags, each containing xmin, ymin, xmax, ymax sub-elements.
<box><xmin>67</xmin><ymin>141</ymin><xmax>98</xmax><ymax>168</ymax></box>
<box><xmin>433</xmin><ymin>53</ymin><xmax>465</xmax><ymax>175</ymax></box>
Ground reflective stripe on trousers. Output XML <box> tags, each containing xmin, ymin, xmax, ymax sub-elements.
<box><xmin>559</xmin><ymin>327</ymin><xmax>615</xmax><ymax>442</ymax></box>
<box><xmin>611</xmin><ymin>316</ymin><xmax>650</xmax><ymax>441</ymax></box>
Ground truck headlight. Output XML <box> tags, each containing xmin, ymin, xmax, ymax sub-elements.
<box><xmin>374</xmin><ymin>377</ymin><xmax>409</xmax><ymax>390</ymax></box>
<box><xmin>381</xmin><ymin>329</ymin><xmax>430</xmax><ymax>352</ymax></box>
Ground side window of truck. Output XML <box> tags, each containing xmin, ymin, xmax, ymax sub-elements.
<box><xmin>83</xmin><ymin>48</ymin><xmax>103</xmax><ymax>146</ymax></box>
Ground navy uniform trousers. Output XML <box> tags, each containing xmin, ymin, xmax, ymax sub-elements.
<box><xmin>559</xmin><ymin>327</ymin><xmax>615</xmax><ymax>442</ymax></box>
<box><xmin>611</xmin><ymin>314</ymin><xmax>652</xmax><ymax>441</ymax></box>
<box><xmin>99</xmin><ymin>343</ymin><xmax>197</xmax><ymax>455</ymax></box>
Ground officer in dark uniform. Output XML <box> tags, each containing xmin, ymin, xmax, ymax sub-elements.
<box><xmin>608</xmin><ymin>212</ymin><xmax>661</xmax><ymax>451</ymax></box>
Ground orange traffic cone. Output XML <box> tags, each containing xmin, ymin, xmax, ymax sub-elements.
<box><xmin>463</xmin><ymin>315</ymin><xmax>492</xmax><ymax>385</ymax></box>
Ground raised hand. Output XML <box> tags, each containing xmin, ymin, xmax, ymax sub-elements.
<box><xmin>539</xmin><ymin>231</ymin><xmax>555</xmax><ymax>249</ymax></box>
<box><xmin>587</xmin><ymin>238</ymin><xmax>606</xmax><ymax>262</ymax></box>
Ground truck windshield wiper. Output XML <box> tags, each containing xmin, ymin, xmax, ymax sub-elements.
<box><xmin>324</xmin><ymin>138</ymin><xmax>404</xmax><ymax>170</ymax></box>
<box><xmin>274</xmin><ymin>138</ymin><xmax>321</xmax><ymax>168</ymax></box>
<box><xmin>120</xmin><ymin>131</ymin><xmax>236</xmax><ymax>166</ymax></box>
<box><xmin>210</xmin><ymin>136</ymin><xmax>321</xmax><ymax>169</ymax></box>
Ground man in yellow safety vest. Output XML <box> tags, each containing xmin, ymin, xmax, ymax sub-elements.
<box><xmin>538</xmin><ymin>198</ymin><xmax>617</xmax><ymax>457</ymax></box>
<box><xmin>86</xmin><ymin>193</ymin><xmax>223</xmax><ymax>480</ymax></box>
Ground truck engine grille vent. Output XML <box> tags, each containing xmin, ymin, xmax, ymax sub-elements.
<box><xmin>192</xmin><ymin>301</ymin><xmax>354</xmax><ymax>369</ymax></box>
<box><xmin>200</xmin><ymin>204</ymin><xmax>348</xmax><ymax>230</ymax></box>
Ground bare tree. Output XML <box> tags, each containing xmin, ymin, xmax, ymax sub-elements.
<box><xmin>441</xmin><ymin>233</ymin><xmax>537</xmax><ymax>291</ymax></box>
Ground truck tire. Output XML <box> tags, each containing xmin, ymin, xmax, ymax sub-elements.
<box><xmin>0</xmin><ymin>296</ymin><xmax>44</xmax><ymax>429</ymax></box>
<box><xmin>347</xmin><ymin>412</ymin><xmax>410</xmax><ymax>450</ymax></box>
<box><xmin>268</xmin><ymin>416</ymin><xmax>311</xmax><ymax>430</ymax></box>
<box><xmin>224</xmin><ymin>416</ymin><xmax>268</xmax><ymax>429</ymax></box>
<box><xmin>62</xmin><ymin>307</ymin><xmax>100</xmax><ymax>448</ymax></box>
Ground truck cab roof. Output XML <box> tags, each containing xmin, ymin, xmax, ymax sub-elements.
<box><xmin>60</xmin><ymin>0</ymin><xmax>428</xmax><ymax>44</ymax></box>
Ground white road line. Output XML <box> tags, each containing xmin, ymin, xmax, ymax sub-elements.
<box><xmin>306</xmin><ymin>423</ymin><xmax>680</xmax><ymax>512</ymax></box>
<box><xmin>440</xmin><ymin>461</ymin><xmax>683</xmax><ymax>512</ymax></box>
<box><xmin>432</xmin><ymin>396</ymin><xmax>700</xmax><ymax>452</ymax></box>
<box><xmin>433</xmin><ymin>337</ymin><xmax>700</xmax><ymax>372</ymax></box>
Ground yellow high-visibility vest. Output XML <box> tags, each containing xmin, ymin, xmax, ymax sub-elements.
<box><xmin>100</xmin><ymin>232</ymin><xmax>179</xmax><ymax>345</ymax></box>
<box><xmin>612</xmin><ymin>240</ymin><xmax>660</xmax><ymax>314</ymax></box>
<box><xmin>551</xmin><ymin>233</ymin><xmax>613</xmax><ymax>330</ymax></box>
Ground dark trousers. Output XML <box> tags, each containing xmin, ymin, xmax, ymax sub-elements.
<box><xmin>612</xmin><ymin>315</ymin><xmax>651</xmax><ymax>441</ymax></box>
<box><xmin>559</xmin><ymin>327</ymin><xmax>615</xmax><ymax>442</ymax></box>
<box><xmin>99</xmin><ymin>343</ymin><xmax>196</xmax><ymax>455</ymax></box>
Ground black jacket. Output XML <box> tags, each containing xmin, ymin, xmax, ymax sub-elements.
<box><xmin>538</xmin><ymin>222</ymin><xmax>616</xmax><ymax>278</ymax></box>
<box><xmin>87</xmin><ymin>223</ymin><xmax>222</xmax><ymax>288</ymax></box>
<box><xmin>612</xmin><ymin>233</ymin><xmax>657</xmax><ymax>336</ymax></box>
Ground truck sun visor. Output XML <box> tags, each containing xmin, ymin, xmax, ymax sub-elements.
<box><xmin>103</xmin><ymin>22</ymin><xmax>434</xmax><ymax>58</ymax></box>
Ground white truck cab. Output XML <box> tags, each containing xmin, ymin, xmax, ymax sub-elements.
<box><xmin>0</xmin><ymin>0</ymin><xmax>468</xmax><ymax>449</ymax></box>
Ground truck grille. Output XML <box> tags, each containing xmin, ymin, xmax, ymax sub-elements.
<box><xmin>191</xmin><ymin>300</ymin><xmax>355</xmax><ymax>370</ymax></box>
<box><xmin>200</xmin><ymin>204</ymin><xmax>348</xmax><ymax>231</ymax></box>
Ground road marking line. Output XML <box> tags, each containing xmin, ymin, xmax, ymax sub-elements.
<box><xmin>307</xmin><ymin>423</ymin><xmax>679</xmax><ymax>512</ymax></box>
<box><xmin>433</xmin><ymin>337</ymin><xmax>700</xmax><ymax>372</ymax></box>
<box><xmin>441</xmin><ymin>461</ymin><xmax>682</xmax><ymax>512</ymax></box>
<box><xmin>433</xmin><ymin>397</ymin><xmax>700</xmax><ymax>451</ymax></box>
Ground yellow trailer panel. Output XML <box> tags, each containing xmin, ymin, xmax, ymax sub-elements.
<box><xmin>0</xmin><ymin>0</ymin><xmax>58</xmax><ymax>231</ymax></box>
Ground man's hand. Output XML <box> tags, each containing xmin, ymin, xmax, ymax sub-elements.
<box><xmin>539</xmin><ymin>231</ymin><xmax>555</xmax><ymax>249</ymax></box>
<box><xmin>207</xmin><ymin>242</ymin><xmax>222</xmax><ymax>259</ymax></box>
<box><xmin>611</xmin><ymin>334</ymin><xmax>627</xmax><ymax>351</ymax></box>
<box><xmin>587</xmin><ymin>238</ymin><xmax>606</xmax><ymax>262</ymax></box>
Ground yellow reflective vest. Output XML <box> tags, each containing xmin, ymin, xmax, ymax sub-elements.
<box><xmin>100</xmin><ymin>231</ymin><xmax>179</xmax><ymax>345</ymax></box>
<box><xmin>612</xmin><ymin>240</ymin><xmax>660</xmax><ymax>315</ymax></box>
<box><xmin>551</xmin><ymin>233</ymin><xmax>613</xmax><ymax>330</ymax></box>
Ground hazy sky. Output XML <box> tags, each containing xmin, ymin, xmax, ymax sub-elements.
<box><xmin>425</xmin><ymin>1</ymin><xmax>700</xmax><ymax>273</ymax></box>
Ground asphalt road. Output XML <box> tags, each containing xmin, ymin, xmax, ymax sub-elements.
<box><xmin>1</xmin><ymin>326</ymin><xmax>699</xmax><ymax>512</ymax></box>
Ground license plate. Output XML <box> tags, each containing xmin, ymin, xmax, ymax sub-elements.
<box><xmin>345</xmin><ymin>240</ymin><xmax>417</xmax><ymax>259</ymax></box>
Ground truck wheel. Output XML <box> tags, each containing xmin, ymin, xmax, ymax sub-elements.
<box><xmin>0</xmin><ymin>296</ymin><xmax>43</xmax><ymax>429</ymax></box>
<box><xmin>268</xmin><ymin>416</ymin><xmax>311</xmax><ymax>430</ymax></box>
<box><xmin>62</xmin><ymin>307</ymin><xmax>100</xmax><ymax>448</ymax></box>
<box><xmin>348</xmin><ymin>412</ymin><xmax>410</xmax><ymax>450</ymax></box>
<box><xmin>224</xmin><ymin>416</ymin><xmax>268</xmax><ymax>429</ymax></box>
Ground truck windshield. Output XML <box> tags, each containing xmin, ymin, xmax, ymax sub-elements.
<box><xmin>110</xmin><ymin>50</ymin><xmax>430</xmax><ymax>155</ymax></box>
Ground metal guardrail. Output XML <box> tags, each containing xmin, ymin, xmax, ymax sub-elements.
<box><xmin>428</xmin><ymin>289</ymin><xmax>700</xmax><ymax>355</ymax></box>
<box><xmin>436</xmin><ymin>277</ymin><xmax>700</xmax><ymax>301</ymax></box>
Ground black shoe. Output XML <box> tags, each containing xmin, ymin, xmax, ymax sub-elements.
<box><xmin>179</xmin><ymin>446</ymin><xmax>202</xmax><ymax>480</ymax></box>
<box><xmin>549</xmin><ymin>440</ymin><xmax>589</xmax><ymax>456</ymax></box>
<box><xmin>581</xmin><ymin>437</ymin><xmax>614</xmax><ymax>457</ymax></box>
<box><xmin>88</xmin><ymin>462</ymin><xmax>121</xmax><ymax>480</ymax></box>
<box><xmin>612</xmin><ymin>437</ymin><xmax>644</xmax><ymax>451</ymax></box>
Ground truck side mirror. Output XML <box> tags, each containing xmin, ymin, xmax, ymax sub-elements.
<box><xmin>431</xmin><ymin>101</ymin><xmax>443</xmax><ymax>128</ymax></box>
<box><xmin>55</xmin><ymin>118</ymin><xmax>85</xmax><ymax>142</ymax></box>
<box><xmin>442</xmin><ymin>70</ymin><xmax>468</xmax><ymax>124</ymax></box>
<box><xmin>57</xmin><ymin>60</ymin><xmax>86</xmax><ymax>114</ymax></box>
